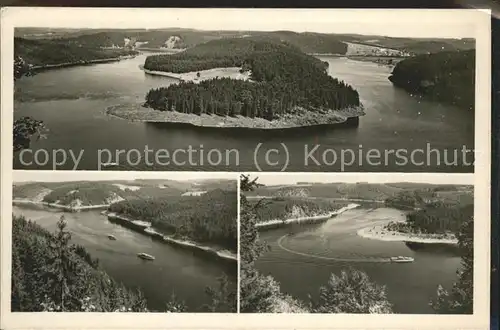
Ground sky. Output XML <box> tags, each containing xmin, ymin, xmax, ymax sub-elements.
<box><xmin>13</xmin><ymin>171</ymin><xmax>237</xmax><ymax>183</ymax></box>
<box><xmin>248</xmin><ymin>173</ymin><xmax>474</xmax><ymax>186</ymax></box>
<box><xmin>6</xmin><ymin>8</ymin><xmax>486</xmax><ymax>38</ymax></box>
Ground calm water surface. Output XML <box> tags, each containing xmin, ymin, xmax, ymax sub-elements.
<box><xmin>14</xmin><ymin>54</ymin><xmax>474</xmax><ymax>171</ymax></box>
<box><xmin>256</xmin><ymin>207</ymin><xmax>461</xmax><ymax>314</ymax></box>
<box><xmin>13</xmin><ymin>205</ymin><xmax>236</xmax><ymax>312</ymax></box>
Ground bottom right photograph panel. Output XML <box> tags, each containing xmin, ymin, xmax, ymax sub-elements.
<box><xmin>239</xmin><ymin>173</ymin><xmax>474</xmax><ymax>314</ymax></box>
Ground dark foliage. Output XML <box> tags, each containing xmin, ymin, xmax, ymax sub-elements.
<box><xmin>406</xmin><ymin>204</ymin><xmax>474</xmax><ymax>234</ymax></box>
<box><xmin>389</xmin><ymin>49</ymin><xmax>475</xmax><ymax>109</ymax></box>
<box><xmin>203</xmin><ymin>275</ymin><xmax>237</xmax><ymax>312</ymax></box>
<box><xmin>251</xmin><ymin>197</ymin><xmax>348</xmax><ymax>223</ymax></box>
<box><xmin>14</xmin><ymin>37</ymin><xmax>138</xmax><ymax>67</ymax></box>
<box><xmin>430</xmin><ymin>217</ymin><xmax>473</xmax><ymax>313</ymax></box>
<box><xmin>108</xmin><ymin>189</ymin><xmax>237</xmax><ymax>250</ymax></box>
<box><xmin>13</xmin><ymin>56</ymin><xmax>48</xmax><ymax>153</ymax></box>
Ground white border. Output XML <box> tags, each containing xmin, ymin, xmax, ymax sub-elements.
<box><xmin>1</xmin><ymin>7</ymin><xmax>491</xmax><ymax>330</ymax></box>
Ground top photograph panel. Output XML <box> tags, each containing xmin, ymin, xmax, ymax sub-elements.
<box><xmin>6</xmin><ymin>9</ymin><xmax>487</xmax><ymax>172</ymax></box>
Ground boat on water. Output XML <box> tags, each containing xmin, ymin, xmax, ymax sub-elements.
<box><xmin>137</xmin><ymin>252</ymin><xmax>155</xmax><ymax>261</ymax></box>
<box><xmin>390</xmin><ymin>256</ymin><xmax>414</xmax><ymax>263</ymax></box>
<box><xmin>107</xmin><ymin>234</ymin><xmax>117</xmax><ymax>240</ymax></box>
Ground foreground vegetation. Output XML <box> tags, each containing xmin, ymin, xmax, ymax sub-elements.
<box><xmin>12</xmin><ymin>215</ymin><xmax>148</xmax><ymax>312</ymax></box>
<box><xmin>144</xmin><ymin>39</ymin><xmax>360</xmax><ymax>121</ymax></box>
<box><xmin>389</xmin><ymin>49</ymin><xmax>475</xmax><ymax>109</ymax></box>
<box><xmin>108</xmin><ymin>189</ymin><xmax>237</xmax><ymax>251</ymax></box>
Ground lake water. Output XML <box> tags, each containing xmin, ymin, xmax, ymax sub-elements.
<box><xmin>14</xmin><ymin>53</ymin><xmax>474</xmax><ymax>172</ymax></box>
<box><xmin>255</xmin><ymin>207</ymin><xmax>462</xmax><ymax>314</ymax></box>
<box><xmin>12</xmin><ymin>205</ymin><xmax>236</xmax><ymax>312</ymax></box>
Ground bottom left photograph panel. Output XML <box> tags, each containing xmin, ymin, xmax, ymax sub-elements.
<box><xmin>10</xmin><ymin>171</ymin><xmax>238</xmax><ymax>313</ymax></box>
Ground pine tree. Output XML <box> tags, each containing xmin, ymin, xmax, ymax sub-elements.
<box><xmin>45</xmin><ymin>215</ymin><xmax>73</xmax><ymax>311</ymax></box>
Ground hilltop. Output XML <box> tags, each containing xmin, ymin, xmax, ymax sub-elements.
<box><xmin>15</xmin><ymin>28</ymin><xmax>475</xmax><ymax>55</ymax></box>
<box><xmin>12</xmin><ymin>179</ymin><xmax>236</xmax><ymax>207</ymax></box>
<box><xmin>248</xmin><ymin>182</ymin><xmax>473</xmax><ymax>204</ymax></box>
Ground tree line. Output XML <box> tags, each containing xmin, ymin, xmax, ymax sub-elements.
<box><xmin>12</xmin><ymin>214</ymin><xmax>236</xmax><ymax>312</ymax></box>
<box><xmin>144</xmin><ymin>39</ymin><xmax>360</xmax><ymax>120</ymax></box>
<box><xmin>389</xmin><ymin>49</ymin><xmax>475</xmax><ymax>110</ymax></box>
<box><xmin>14</xmin><ymin>37</ymin><xmax>138</xmax><ymax>67</ymax></box>
<box><xmin>251</xmin><ymin>197</ymin><xmax>348</xmax><ymax>223</ymax></box>
<box><xmin>406</xmin><ymin>203</ymin><xmax>474</xmax><ymax>234</ymax></box>
<box><xmin>144</xmin><ymin>38</ymin><xmax>328</xmax><ymax>73</ymax></box>
<box><xmin>108</xmin><ymin>189</ymin><xmax>237</xmax><ymax>251</ymax></box>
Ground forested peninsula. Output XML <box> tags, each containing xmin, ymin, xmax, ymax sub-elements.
<box><xmin>108</xmin><ymin>189</ymin><xmax>237</xmax><ymax>251</ymax></box>
<box><xmin>389</xmin><ymin>49</ymin><xmax>475</xmax><ymax>109</ymax></box>
<box><xmin>110</xmin><ymin>38</ymin><xmax>364</xmax><ymax>129</ymax></box>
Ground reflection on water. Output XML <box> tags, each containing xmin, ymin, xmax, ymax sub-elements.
<box><xmin>256</xmin><ymin>207</ymin><xmax>461</xmax><ymax>314</ymax></box>
<box><xmin>12</xmin><ymin>205</ymin><xmax>235</xmax><ymax>312</ymax></box>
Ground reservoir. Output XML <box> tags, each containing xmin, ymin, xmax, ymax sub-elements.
<box><xmin>255</xmin><ymin>207</ymin><xmax>461</xmax><ymax>314</ymax></box>
<box><xmin>14</xmin><ymin>53</ymin><xmax>473</xmax><ymax>172</ymax></box>
<box><xmin>12</xmin><ymin>205</ymin><xmax>236</xmax><ymax>312</ymax></box>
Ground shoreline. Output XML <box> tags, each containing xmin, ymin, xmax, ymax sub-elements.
<box><xmin>140</xmin><ymin>65</ymin><xmax>251</xmax><ymax>83</ymax></box>
<box><xmin>106</xmin><ymin>103</ymin><xmax>364</xmax><ymax>130</ymax></box>
<box><xmin>31</xmin><ymin>54</ymin><xmax>138</xmax><ymax>71</ymax></box>
<box><xmin>103</xmin><ymin>211</ymin><xmax>237</xmax><ymax>264</ymax></box>
<box><xmin>357</xmin><ymin>223</ymin><xmax>458</xmax><ymax>245</ymax></box>
<box><xmin>12</xmin><ymin>199</ymin><xmax>110</xmax><ymax>212</ymax></box>
<box><xmin>255</xmin><ymin>203</ymin><xmax>360</xmax><ymax>230</ymax></box>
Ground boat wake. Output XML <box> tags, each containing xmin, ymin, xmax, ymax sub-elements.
<box><xmin>277</xmin><ymin>234</ymin><xmax>393</xmax><ymax>263</ymax></box>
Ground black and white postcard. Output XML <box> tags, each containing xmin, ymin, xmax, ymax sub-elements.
<box><xmin>10</xmin><ymin>171</ymin><xmax>238</xmax><ymax>313</ymax></box>
<box><xmin>3</xmin><ymin>8</ymin><xmax>490</xmax><ymax>172</ymax></box>
<box><xmin>0</xmin><ymin>7</ymin><xmax>491</xmax><ymax>330</ymax></box>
